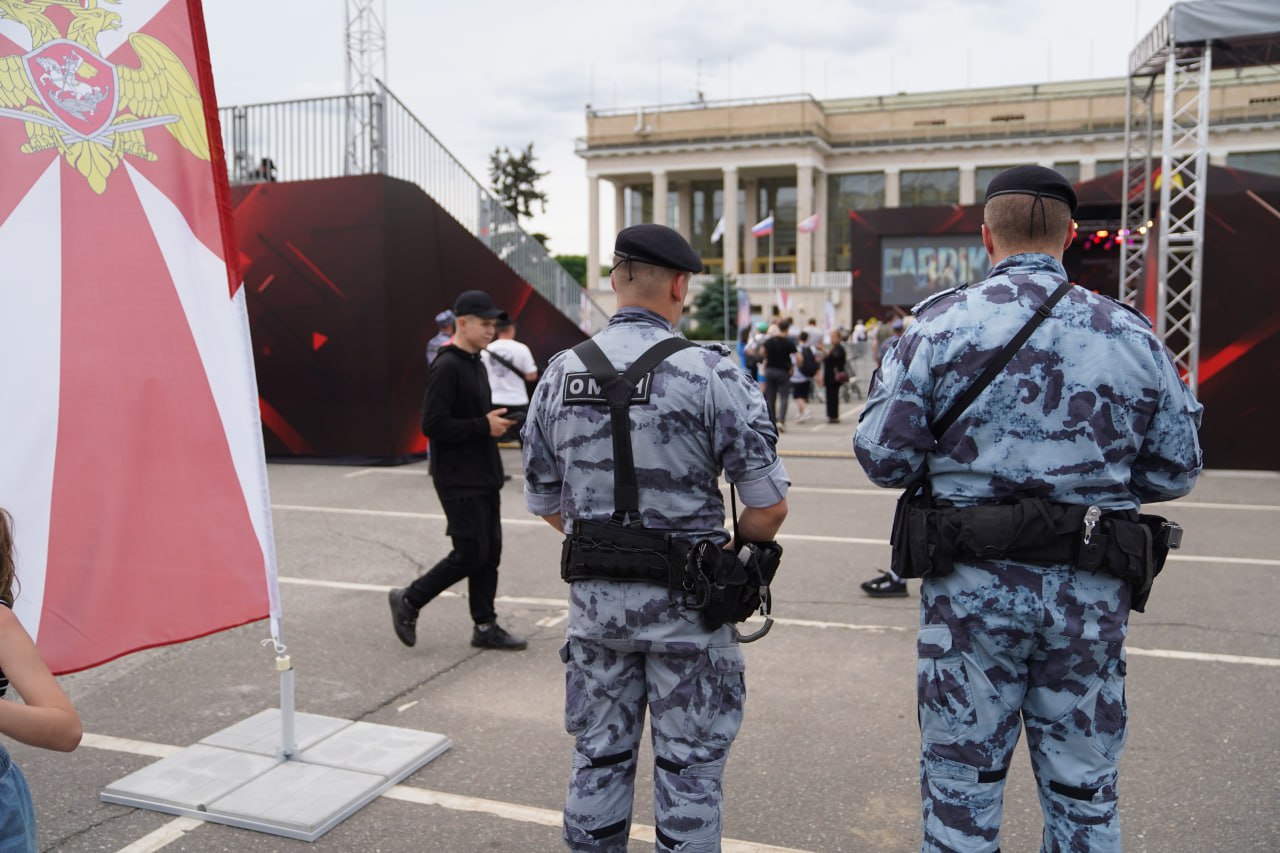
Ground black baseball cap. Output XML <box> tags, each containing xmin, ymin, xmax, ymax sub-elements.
<box><xmin>984</xmin><ymin>165</ymin><xmax>1078</xmax><ymax>214</ymax></box>
<box><xmin>613</xmin><ymin>224</ymin><xmax>703</xmax><ymax>273</ymax></box>
<box><xmin>453</xmin><ymin>290</ymin><xmax>508</xmax><ymax>321</ymax></box>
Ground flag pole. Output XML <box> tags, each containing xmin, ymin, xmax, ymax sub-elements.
<box><xmin>768</xmin><ymin>208</ymin><xmax>774</xmax><ymax>294</ymax></box>
<box><xmin>721</xmin><ymin>270</ymin><xmax>729</xmax><ymax>344</ymax></box>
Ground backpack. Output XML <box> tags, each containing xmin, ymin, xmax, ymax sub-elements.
<box><xmin>798</xmin><ymin>345</ymin><xmax>818</xmax><ymax>377</ymax></box>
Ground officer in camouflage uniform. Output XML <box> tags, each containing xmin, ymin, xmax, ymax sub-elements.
<box><xmin>523</xmin><ymin>224</ymin><xmax>790</xmax><ymax>852</ymax></box>
<box><xmin>854</xmin><ymin>166</ymin><xmax>1203</xmax><ymax>852</ymax></box>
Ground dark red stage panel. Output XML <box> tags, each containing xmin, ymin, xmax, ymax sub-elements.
<box><xmin>842</xmin><ymin>167</ymin><xmax>1280</xmax><ymax>470</ymax></box>
<box><xmin>231</xmin><ymin>175</ymin><xmax>587</xmax><ymax>461</ymax></box>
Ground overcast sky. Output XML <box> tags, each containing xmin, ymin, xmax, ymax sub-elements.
<box><xmin>203</xmin><ymin>0</ymin><xmax>1173</xmax><ymax>258</ymax></box>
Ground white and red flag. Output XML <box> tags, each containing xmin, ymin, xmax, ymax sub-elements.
<box><xmin>0</xmin><ymin>0</ymin><xmax>277</xmax><ymax>674</ymax></box>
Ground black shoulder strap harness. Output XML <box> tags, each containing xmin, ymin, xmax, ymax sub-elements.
<box><xmin>571</xmin><ymin>335</ymin><xmax>697</xmax><ymax>526</ymax></box>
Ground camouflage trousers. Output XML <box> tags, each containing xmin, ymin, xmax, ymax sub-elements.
<box><xmin>917</xmin><ymin>561</ymin><xmax>1130</xmax><ymax>853</ymax></box>
<box><xmin>560</xmin><ymin>581</ymin><xmax>745</xmax><ymax>852</ymax></box>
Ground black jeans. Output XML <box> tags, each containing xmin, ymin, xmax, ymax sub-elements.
<box><xmin>762</xmin><ymin>367</ymin><xmax>791</xmax><ymax>425</ymax></box>
<box><xmin>407</xmin><ymin>490</ymin><xmax>502</xmax><ymax>625</ymax></box>
<box><xmin>824</xmin><ymin>372</ymin><xmax>841</xmax><ymax>420</ymax></box>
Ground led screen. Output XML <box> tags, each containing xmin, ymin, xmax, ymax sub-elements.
<box><xmin>880</xmin><ymin>235</ymin><xmax>990</xmax><ymax>306</ymax></box>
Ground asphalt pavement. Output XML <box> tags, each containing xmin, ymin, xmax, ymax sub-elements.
<box><xmin>17</xmin><ymin>396</ymin><xmax>1280</xmax><ymax>852</ymax></box>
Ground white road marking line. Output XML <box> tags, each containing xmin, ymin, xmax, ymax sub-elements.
<box><xmin>720</xmin><ymin>486</ymin><xmax>1280</xmax><ymax>512</ymax></box>
<box><xmin>535</xmin><ymin>613</ymin><xmax>568</xmax><ymax>628</ymax></box>
<box><xmin>767</xmin><ymin>616</ymin><xmax>909</xmax><ymax>633</ymax></box>
<box><xmin>776</xmin><ymin>532</ymin><xmax>890</xmax><ymax>546</ymax></box>
<box><xmin>343</xmin><ymin>467</ymin><xmax>427</xmax><ymax>478</ymax></box>
<box><xmin>112</xmin><ymin>816</ymin><xmax>205</xmax><ymax>853</ymax></box>
<box><xmin>87</xmin><ymin>735</ymin><xmax>813</xmax><ymax>853</ymax></box>
<box><xmin>82</xmin><ymin>733</ymin><xmax>182</xmax><ymax>759</ymax></box>
<box><xmin>271</xmin><ymin>504</ymin><xmax>546</xmax><ymax>526</ymax></box>
<box><xmin>1165</xmin><ymin>554</ymin><xmax>1280</xmax><ymax>567</ymax></box>
<box><xmin>279</xmin><ymin>493</ymin><xmax>1280</xmax><ymax>516</ymax></box>
<box><xmin>1127</xmin><ymin>647</ymin><xmax>1280</xmax><ymax>668</ymax></box>
<box><xmin>270</xmin><ymin>504</ymin><xmax>1280</xmax><ymax>567</ymax></box>
<box><xmin>379</xmin><ymin>786</ymin><xmax>815</xmax><ymax>852</ymax></box>
<box><xmin>274</xmin><ymin>576</ymin><xmax>1280</xmax><ymax>667</ymax></box>
<box><xmin>1200</xmin><ymin>469</ymin><xmax>1280</xmax><ymax>479</ymax></box>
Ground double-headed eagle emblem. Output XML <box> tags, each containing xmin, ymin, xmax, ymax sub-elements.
<box><xmin>0</xmin><ymin>0</ymin><xmax>208</xmax><ymax>193</ymax></box>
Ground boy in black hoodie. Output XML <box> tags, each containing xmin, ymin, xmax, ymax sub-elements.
<box><xmin>388</xmin><ymin>290</ymin><xmax>527</xmax><ymax>650</ymax></box>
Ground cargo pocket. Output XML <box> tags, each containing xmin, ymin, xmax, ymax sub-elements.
<box><xmin>560</xmin><ymin>641</ymin><xmax>591</xmax><ymax>737</ymax></box>
<box><xmin>1088</xmin><ymin>652</ymin><xmax>1128</xmax><ymax>763</ymax></box>
<box><xmin>679</xmin><ymin>643</ymin><xmax>747</xmax><ymax>750</ymax></box>
<box><xmin>917</xmin><ymin>624</ymin><xmax>977</xmax><ymax>745</ymax></box>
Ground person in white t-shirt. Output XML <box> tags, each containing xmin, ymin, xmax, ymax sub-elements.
<box><xmin>482</xmin><ymin>319</ymin><xmax>539</xmax><ymax>443</ymax></box>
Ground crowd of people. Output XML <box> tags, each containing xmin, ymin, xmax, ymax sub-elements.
<box><xmin>740</xmin><ymin>315</ymin><xmax>867</xmax><ymax>429</ymax></box>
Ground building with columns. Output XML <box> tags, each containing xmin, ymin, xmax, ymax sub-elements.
<box><xmin>578</xmin><ymin>69</ymin><xmax>1280</xmax><ymax>311</ymax></box>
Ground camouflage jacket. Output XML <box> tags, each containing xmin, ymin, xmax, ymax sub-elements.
<box><xmin>854</xmin><ymin>254</ymin><xmax>1203</xmax><ymax>509</ymax></box>
<box><xmin>522</xmin><ymin>307</ymin><xmax>789</xmax><ymax>540</ymax></box>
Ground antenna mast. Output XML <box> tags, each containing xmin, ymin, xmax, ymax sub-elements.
<box><xmin>344</xmin><ymin>0</ymin><xmax>388</xmax><ymax>174</ymax></box>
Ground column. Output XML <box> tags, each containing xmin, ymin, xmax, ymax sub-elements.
<box><xmin>677</xmin><ymin>181</ymin><xmax>693</xmax><ymax>240</ymax></box>
<box><xmin>722</xmin><ymin>167</ymin><xmax>739</xmax><ymax>277</ymax></box>
<box><xmin>653</xmin><ymin>170</ymin><xmax>669</xmax><ymax>226</ymax></box>
<box><xmin>614</xmin><ymin>182</ymin><xmax>628</xmax><ymax>231</ymax></box>
<box><xmin>1079</xmin><ymin>160</ymin><xmax>1097</xmax><ymax>182</ymax></box>
<box><xmin>587</xmin><ymin>175</ymin><xmax>600</xmax><ymax>291</ymax></box>
<box><xmin>814</xmin><ymin>170</ymin><xmax>828</xmax><ymax>274</ymax></box>
<box><xmin>959</xmin><ymin>166</ymin><xmax>976</xmax><ymax>206</ymax></box>
<box><xmin>743</xmin><ymin>178</ymin><xmax>758</xmax><ymax>273</ymax></box>
<box><xmin>796</xmin><ymin>164</ymin><xmax>814</xmax><ymax>287</ymax></box>
<box><xmin>885</xmin><ymin>168</ymin><xmax>901</xmax><ymax>208</ymax></box>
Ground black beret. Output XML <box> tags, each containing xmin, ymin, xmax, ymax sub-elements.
<box><xmin>984</xmin><ymin>165</ymin><xmax>1077</xmax><ymax>214</ymax></box>
<box><xmin>614</xmin><ymin>224</ymin><xmax>702</xmax><ymax>273</ymax></box>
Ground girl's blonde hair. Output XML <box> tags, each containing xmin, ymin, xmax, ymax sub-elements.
<box><xmin>0</xmin><ymin>509</ymin><xmax>17</xmax><ymax>607</ymax></box>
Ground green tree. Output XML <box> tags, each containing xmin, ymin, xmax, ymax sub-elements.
<box><xmin>554</xmin><ymin>254</ymin><xmax>587</xmax><ymax>287</ymax></box>
<box><xmin>689</xmin><ymin>275</ymin><xmax>739</xmax><ymax>341</ymax></box>
<box><xmin>488</xmin><ymin>143</ymin><xmax>549</xmax><ymax>220</ymax></box>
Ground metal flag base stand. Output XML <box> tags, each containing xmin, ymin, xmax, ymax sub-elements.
<box><xmin>101</xmin><ymin>653</ymin><xmax>451</xmax><ymax>841</ymax></box>
<box><xmin>101</xmin><ymin>708</ymin><xmax>451</xmax><ymax>841</ymax></box>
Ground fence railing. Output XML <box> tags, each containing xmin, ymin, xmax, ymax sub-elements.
<box><xmin>219</xmin><ymin>84</ymin><xmax>609</xmax><ymax>333</ymax></box>
<box><xmin>810</xmin><ymin>271</ymin><xmax>853</xmax><ymax>289</ymax></box>
<box><xmin>736</xmin><ymin>273</ymin><xmax>797</xmax><ymax>289</ymax></box>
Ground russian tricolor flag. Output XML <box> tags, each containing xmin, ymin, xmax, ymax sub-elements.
<box><xmin>751</xmin><ymin>215</ymin><xmax>774</xmax><ymax>237</ymax></box>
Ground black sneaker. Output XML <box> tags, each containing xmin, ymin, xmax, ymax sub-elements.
<box><xmin>388</xmin><ymin>587</ymin><xmax>419</xmax><ymax>647</ymax></box>
<box><xmin>860</xmin><ymin>572</ymin><xmax>908</xmax><ymax>598</ymax></box>
<box><xmin>471</xmin><ymin>622</ymin><xmax>527</xmax><ymax>651</ymax></box>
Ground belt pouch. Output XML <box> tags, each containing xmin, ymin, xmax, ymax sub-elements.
<box><xmin>562</xmin><ymin>519</ymin><xmax>673</xmax><ymax>581</ymax></box>
<box><xmin>891</xmin><ymin>469</ymin><xmax>933</xmax><ymax>579</ymax></box>
<box><xmin>1106</xmin><ymin>519</ymin><xmax>1155</xmax><ymax>612</ymax></box>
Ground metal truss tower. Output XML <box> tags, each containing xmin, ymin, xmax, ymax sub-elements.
<box><xmin>345</xmin><ymin>0</ymin><xmax>388</xmax><ymax>175</ymax></box>
<box><xmin>1120</xmin><ymin>14</ymin><xmax>1211</xmax><ymax>394</ymax></box>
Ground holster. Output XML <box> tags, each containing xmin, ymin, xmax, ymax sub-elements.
<box><xmin>698</xmin><ymin>540</ymin><xmax>783</xmax><ymax>633</ymax></box>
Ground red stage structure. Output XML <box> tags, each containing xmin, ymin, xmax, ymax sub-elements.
<box><xmin>842</xmin><ymin>166</ymin><xmax>1280</xmax><ymax>470</ymax></box>
<box><xmin>231</xmin><ymin>174</ymin><xmax>589</xmax><ymax>462</ymax></box>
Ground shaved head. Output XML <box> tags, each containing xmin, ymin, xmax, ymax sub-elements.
<box><xmin>983</xmin><ymin>194</ymin><xmax>1072</xmax><ymax>256</ymax></box>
